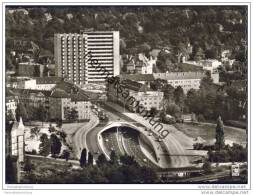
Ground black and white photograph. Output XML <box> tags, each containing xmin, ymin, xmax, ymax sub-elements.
<box><xmin>1</xmin><ymin>0</ymin><xmax>252</xmax><ymax>194</ymax></box>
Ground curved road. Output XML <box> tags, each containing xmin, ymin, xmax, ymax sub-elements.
<box><xmin>104</xmin><ymin>101</ymin><xmax>190</xmax><ymax>168</ymax></box>
<box><xmin>73</xmin><ymin>111</ymin><xmax>99</xmax><ymax>158</ymax></box>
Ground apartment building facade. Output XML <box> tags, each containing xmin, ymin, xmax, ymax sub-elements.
<box><xmin>49</xmin><ymin>89</ymin><xmax>91</xmax><ymax>121</ymax></box>
<box><xmin>107</xmin><ymin>78</ymin><xmax>164</xmax><ymax>112</ymax></box>
<box><xmin>153</xmin><ymin>72</ymin><xmax>205</xmax><ymax>93</ymax></box>
<box><xmin>54</xmin><ymin>33</ymin><xmax>88</xmax><ymax>85</ymax></box>
<box><xmin>6</xmin><ymin>96</ymin><xmax>18</xmax><ymax>119</ymax></box>
<box><xmin>54</xmin><ymin>31</ymin><xmax>120</xmax><ymax>85</ymax></box>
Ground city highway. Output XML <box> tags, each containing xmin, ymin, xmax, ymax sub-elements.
<box><xmin>85</xmin><ymin>104</ymin><xmax>163</xmax><ymax>168</ymax></box>
<box><xmin>83</xmin><ymin>101</ymin><xmax>189</xmax><ymax>169</ymax></box>
<box><xmin>104</xmin><ymin>101</ymin><xmax>190</xmax><ymax>168</ymax></box>
<box><xmin>73</xmin><ymin>111</ymin><xmax>99</xmax><ymax>158</ymax></box>
<box><xmin>122</xmin><ymin>129</ymin><xmax>159</xmax><ymax>168</ymax></box>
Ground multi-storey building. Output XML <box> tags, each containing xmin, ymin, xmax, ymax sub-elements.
<box><xmin>10</xmin><ymin>88</ymin><xmax>51</xmax><ymax>110</ymax></box>
<box><xmin>9</xmin><ymin>80</ymin><xmax>92</xmax><ymax>122</ymax></box>
<box><xmin>17</xmin><ymin>62</ymin><xmax>44</xmax><ymax>77</ymax></box>
<box><xmin>49</xmin><ymin>89</ymin><xmax>91</xmax><ymax>121</ymax></box>
<box><xmin>153</xmin><ymin>72</ymin><xmax>205</xmax><ymax>93</ymax></box>
<box><xmin>201</xmin><ymin>59</ymin><xmax>222</xmax><ymax>73</ymax></box>
<box><xmin>54</xmin><ymin>33</ymin><xmax>88</xmax><ymax>85</ymax></box>
<box><xmin>6</xmin><ymin>89</ymin><xmax>18</xmax><ymax>120</ymax></box>
<box><xmin>85</xmin><ymin>31</ymin><xmax>120</xmax><ymax>83</ymax></box>
<box><xmin>54</xmin><ymin>31</ymin><xmax>120</xmax><ymax>85</ymax></box>
<box><xmin>124</xmin><ymin>53</ymin><xmax>155</xmax><ymax>74</ymax></box>
<box><xmin>34</xmin><ymin>77</ymin><xmax>62</xmax><ymax>90</ymax></box>
<box><xmin>107</xmin><ymin>78</ymin><xmax>164</xmax><ymax>112</ymax></box>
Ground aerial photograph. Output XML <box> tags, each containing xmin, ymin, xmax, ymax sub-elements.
<box><xmin>4</xmin><ymin>5</ymin><xmax>248</xmax><ymax>185</ymax></box>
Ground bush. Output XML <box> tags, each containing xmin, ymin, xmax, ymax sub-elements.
<box><xmin>197</xmin><ymin>114</ymin><xmax>205</xmax><ymax>122</ymax></box>
<box><xmin>203</xmin><ymin>161</ymin><xmax>212</xmax><ymax>174</ymax></box>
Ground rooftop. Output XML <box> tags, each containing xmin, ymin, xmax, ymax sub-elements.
<box><xmin>34</xmin><ymin>77</ymin><xmax>63</xmax><ymax>84</ymax></box>
<box><xmin>119</xmin><ymin>74</ymin><xmax>155</xmax><ymax>82</ymax></box>
<box><xmin>153</xmin><ymin>72</ymin><xmax>205</xmax><ymax>80</ymax></box>
<box><xmin>115</xmin><ymin>77</ymin><xmax>150</xmax><ymax>92</ymax></box>
<box><xmin>10</xmin><ymin>88</ymin><xmax>52</xmax><ymax>97</ymax></box>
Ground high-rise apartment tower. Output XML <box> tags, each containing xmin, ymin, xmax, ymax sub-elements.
<box><xmin>54</xmin><ymin>31</ymin><xmax>120</xmax><ymax>85</ymax></box>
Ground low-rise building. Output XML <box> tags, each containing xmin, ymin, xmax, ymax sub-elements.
<box><xmin>14</xmin><ymin>77</ymin><xmax>62</xmax><ymax>91</ymax></box>
<box><xmin>9</xmin><ymin>80</ymin><xmax>92</xmax><ymax>122</ymax></box>
<box><xmin>34</xmin><ymin>77</ymin><xmax>62</xmax><ymax>90</ymax></box>
<box><xmin>125</xmin><ymin>53</ymin><xmax>155</xmax><ymax>74</ymax></box>
<box><xmin>221</xmin><ymin>49</ymin><xmax>231</xmax><ymax>62</ymax></box>
<box><xmin>118</xmin><ymin>74</ymin><xmax>155</xmax><ymax>87</ymax></box>
<box><xmin>10</xmin><ymin>88</ymin><xmax>51</xmax><ymax>110</ymax></box>
<box><xmin>17</xmin><ymin>62</ymin><xmax>45</xmax><ymax>77</ymax></box>
<box><xmin>6</xmin><ymin>89</ymin><xmax>18</xmax><ymax>120</ymax></box>
<box><xmin>16</xmin><ymin>78</ymin><xmax>37</xmax><ymax>90</ymax></box>
<box><xmin>201</xmin><ymin>59</ymin><xmax>222</xmax><ymax>73</ymax></box>
<box><xmin>107</xmin><ymin>77</ymin><xmax>164</xmax><ymax>112</ymax></box>
<box><xmin>135</xmin><ymin>53</ymin><xmax>154</xmax><ymax>74</ymax></box>
<box><xmin>153</xmin><ymin>72</ymin><xmax>205</xmax><ymax>93</ymax></box>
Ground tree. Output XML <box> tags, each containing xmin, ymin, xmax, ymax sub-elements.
<box><xmin>6</xmin><ymin>155</ymin><xmax>17</xmax><ymax>184</ymax></box>
<box><xmin>62</xmin><ymin>150</ymin><xmax>70</xmax><ymax>161</ymax></box>
<box><xmin>163</xmin><ymin>84</ymin><xmax>175</xmax><ymax>102</ymax></box>
<box><xmin>110</xmin><ymin>150</ymin><xmax>118</xmax><ymax>165</ymax></box>
<box><xmin>203</xmin><ymin>161</ymin><xmax>212</xmax><ymax>174</ymax></box>
<box><xmin>174</xmin><ymin>86</ymin><xmax>185</xmax><ymax>110</ymax></box>
<box><xmin>16</xmin><ymin>103</ymin><xmax>28</xmax><ymax>122</ymax></box>
<box><xmin>70</xmin><ymin>108</ymin><xmax>78</xmax><ymax>121</ymax></box>
<box><xmin>48</xmin><ymin>124</ymin><xmax>56</xmax><ymax>133</ymax></box>
<box><xmin>149</xmin><ymin>107</ymin><xmax>158</xmax><ymax>117</ymax></box>
<box><xmin>120</xmin><ymin>155</ymin><xmax>137</xmax><ymax>166</ymax></box>
<box><xmin>23</xmin><ymin>158</ymin><xmax>34</xmax><ymax>173</ymax></box>
<box><xmin>166</xmin><ymin>103</ymin><xmax>181</xmax><ymax>118</ymax></box>
<box><xmin>139</xmin><ymin>166</ymin><xmax>158</xmax><ymax>183</ymax></box>
<box><xmin>56</xmin><ymin>119</ymin><xmax>62</xmax><ymax>128</ymax></box>
<box><xmin>215</xmin><ymin>116</ymin><xmax>225</xmax><ymax>150</ymax></box>
<box><xmin>30</xmin><ymin>127</ymin><xmax>40</xmax><ymax>137</ymax></box>
<box><xmin>88</xmin><ymin>152</ymin><xmax>94</xmax><ymax>165</ymax></box>
<box><xmin>64</xmin><ymin>107</ymin><xmax>78</xmax><ymax>122</ymax></box>
<box><xmin>200</xmin><ymin>71</ymin><xmax>213</xmax><ymax>91</ymax></box>
<box><xmin>80</xmin><ymin>148</ymin><xmax>87</xmax><ymax>167</ymax></box>
<box><xmin>33</xmin><ymin>65</ymin><xmax>41</xmax><ymax>77</ymax></box>
<box><xmin>150</xmin><ymin>79</ymin><xmax>167</xmax><ymax>91</ymax></box>
<box><xmin>50</xmin><ymin>134</ymin><xmax>62</xmax><ymax>157</ymax></box>
<box><xmin>96</xmin><ymin>153</ymin><xmax>107</xmax><ymax>166</ymax></box>
<box><xmin>37</xmin><ymin>105</ymin><xmax>48</xmax><ymax>126</ymax></box>
<box><xmin>39</xmin><ymin>133</ymin><xmax>51</xmax><ymax>156</ymax></box>
<box><xmin>59</xmin><ymin>131</ymin><xmax>67</xmax><ymax>142</ymax></box>
<box><xmin>6</xmin><ymin>110</ymin><xmax>15</xmax><ymax>121</ymax></box>
<box><xmin>138</xmin><ymin>43</ymin><xmax>151</xmax><ymax>54</ymax></box>
<box><xmin>205</xmin><ymin>48</ymin><xmax>218</xmax><ymax>59</ymax></box>
<box><xmin>185</xmin><ymin>88</ymin><xmax>200</xmax><ymax>114</ymax></box>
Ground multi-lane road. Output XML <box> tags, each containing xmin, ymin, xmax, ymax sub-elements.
<box><xmin>103</xmin><ymin>101</ymin><xmax>190</xmax><ymax>168</ymax></box>
<box><xmin>73</xmin><ymin>111</ymin><xmax>99</xmax><ymax>158</ymax></box>
<box><xmin>74</xmin><ymin>101</ymin><xmax>191</xmax><ymax>169</ymax></box>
